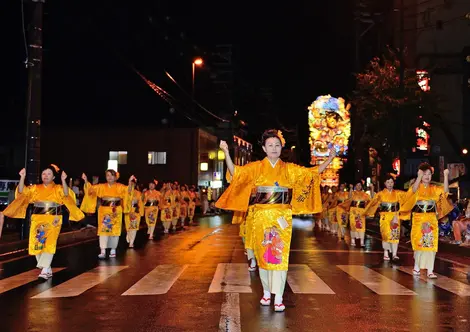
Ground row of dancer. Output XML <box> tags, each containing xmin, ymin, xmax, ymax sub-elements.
<box><xmin>317</xmin><ymin>167</ymin><xmax>452</xmax><ymax>272</ymax></box>
<box><xmin>1</xmin><ymin>166</ymin><xmax>198</xmax><ymax>280</ymax></box>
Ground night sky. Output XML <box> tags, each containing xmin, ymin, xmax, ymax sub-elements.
<box><xmin>2</xmin><ymin>0</ymin><xmax>355</xmax><ymax>162</ymax></box>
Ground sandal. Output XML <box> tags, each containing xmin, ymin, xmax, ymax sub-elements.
<box><xmin>427</xmin><ymin>273</ymin><xmax>437</xmax><ymax>279</ymax></box>
<box><xmin>260</xmin><ymin>297</ymin><xmax>271</xmax><ymax>306</ymax></box>
<box><xmin>412</xmin><ymin>269</ymin><xmax>420</xmax><ymax>276</ymax></box>
<box><xmin>383</xmin><ymin>256</ymin><xmax>390</xmax><ymax>261</ymax></box>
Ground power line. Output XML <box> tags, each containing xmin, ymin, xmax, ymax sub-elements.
<box><xmin>164</xmin><ymin>71</ymin><xmax>230</xmax><ymax>123</ymax></box>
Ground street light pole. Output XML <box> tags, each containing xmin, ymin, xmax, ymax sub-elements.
<box><xmin>24</xmin><ymin>0</ymin><xmax>44</xmax><ymax>186</ymax></box>
<box><xmin>192</xmin><ymin>58</ymin><xmax>203</xmax><ymax>100</ymax></box>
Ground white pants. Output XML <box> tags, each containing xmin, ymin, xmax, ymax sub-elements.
<box><xmin>163</xmin><ymin>221</ymin><xmax>171</xmax><ymax>231</ymax></box>
<box><xmin>414</xmin><ymin>251</ymin><xmax>436</xmax><ymax>272</ymax></box>
<box><xmin>99</xmin><ymin>236</ymin><xmax>119</xmax><ymax>249</ymax></box>
<box><xmin>36</xmin><ymin>253</ymin><xmax>54</xmax><ymax>269</ymax></box>
<box><xmin>127</xmin><ymin>230</ymin><xmax>137</xmax><ymax>244</ymax></box>
<box><xmin>351</xmin><ymin>231</ymin><xmax>365</xmax><ymax>241</ymax></box>
<box><xmin>382</xmin><ymin>242</ymin><xmax>398</xmax><ymax>255</ymax></box>
<box><xmin>147</xmin><ymin>226</ymin><xmax>155</xmax><ymax>236</ymax></box>
<box><xmin>171</xmin><ymin>219</ymin><xmax>178</xmax><ymax>227</ymax></box>
<box><xmin>259</xmin><ymin>268</ymin><xmax>288</xmax><ymax>295</ymax></box>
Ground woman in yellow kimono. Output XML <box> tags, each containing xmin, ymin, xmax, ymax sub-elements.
<box><xmin>179</xmin><ymin>185</ymin><xmax>190</xmax><ymax>228</ymax></box>
<box><xmin>188</xmin><ymin>187</ymin><xmax>197</xmax><ymax>224</ymax></box>
<box><xmin>327</xmin><ymin>186</ymin><xmax>339</xmax><ymax>235</ymax></box>
<box><xmin>320</xmin><ymin>186</ymin><xmax>331</xmax><ymax>231</ymax></box>
<box><xmin>216</xmin><ymin>129</ymin><xmax>335</xmax><ymax>312</ymax></box>
<box><xmin>125</xmin><ymin>186</ymin><xmax>143</xmax><ymax>247</ymax></box>
<box><xmin>81</xmin><ymin>170</ymin><xmax>135</xmax><ymax>259</ymax></box>
<box><xmin>171</xmin><ymin>184</ymin><xmax>181</xmax><ymax>230</ymax></box>
<box><xmin>3</xmin><ymin>166</ymin><xmax>84</xmax><ymax>279</ymax></box>
<box><xmin>348</xmin><ymin>182</ymin><xmax>372</xmax><ymax>247</ymax></box>
<box><xmin>160</xmin><ymin>184</ymin><xmax>174</xmax><ymax>234</ymax></box>
<box><xmin>335</xmin><ymin>183</ymin><xmax>350</xmax><ymax>240</ymax></box>
<box><xmin>364</xmin><ymin>174</ymin><xmax>406</xmax><ymax>261</ymax></box>
<box><xmin>400</xmin><ymin>163</ymin><xmax>452</xmax><ymax>279</ymax></box>
<box><xmin>144</xmin><ymin>181</ymin><xmax>161</xmax><ymax>239</ymax></box>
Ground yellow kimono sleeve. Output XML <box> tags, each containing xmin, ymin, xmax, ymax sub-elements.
<box><xmin>80</xmin><ymin>183</ymin><xmax>98</xmax><ymax>214</ymax></box>
<box><xmin>215</xmin><ymin>162</ymin><xmax>259</xmax><ymax>211</ymax></box>
<box><xmin>225</xmin><ymin>170</ymin><xmax>233</xmax><ymax>183</ymax></box>
<box><xmin>120</xmin><ymin>184</ymin><xmax>133</xmax><ymax>214</ymax></box>
<box><xmin>434</xmin><ymin>186</ymin><xmax>454</xmax><ymax>220</ymax></box>
<box><xmin>57</xmin><ymin>186</ymin><xmax>85</xmax><ymax>222</ymax></box>
<box><xmin>363</xmin><ymin>192</ymin><xmax>381</xmax><ymax>217</ymax></box>
<box><xmin>399</xmin><ymin>187</ymin><xmax>417</xmax><ymax>219</ymax></box>
<box><xmin>3</xmin><ymin>186</ymin><xmax>32</xmax><ymax>219</ymax></box>
<box><xmin>287</xmin><ymin>164</ymin><xmax>322</xmax><ymax>215</ymax></box>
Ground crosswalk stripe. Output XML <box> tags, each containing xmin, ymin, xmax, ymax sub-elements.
<box><xmin>449</xmin><ymin>266</ymin><xmax>470</xmax><ymax>275</ymax></box>
<box><xmin>338</xmin><ymin>265</ymin><xmax>417</xmax><ymax>295</ymax></box>
<box><xmin>32</xmin><ymin>266</ymin><xmax>128</xmax><ymax>298</ymax></box>
<box><xmin>0</xmin><ymin>268</ymin><xmax>66</xmax><ymax>295</ymax></box>
<box><xmin>122</xmin><ymin>264</ymin><xmax>188</xmax><ymax>296</ymax></box>
<box><xmin>397</xmin><ymin>266</ymin><xmax>470</xmax><ymax>297</ymax></box>
<box><xmin>287</xmin><ymin>264</ymin><xmax>335</xmax><ymax>294</ymax></box>
<box><xmin>219</xmin><ymin>293</ymin><xmax>241</xmax><ymax>332</ymax></box>
<box><xmin>209</xmin><ymin>263</ymin><xmax>252</xmax><ymax>293</ymax></box>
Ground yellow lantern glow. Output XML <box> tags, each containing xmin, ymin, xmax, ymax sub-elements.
<box><xmin>218</xmin><ymin>150</ymin><xmax>225</xmax><ymax>160</ymax></box>
<box><xmin>209</xmin><ymin>151</ymin><xmax>216</xmax><ymax>160</ymax></box>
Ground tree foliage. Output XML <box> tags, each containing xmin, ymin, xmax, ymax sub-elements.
<box><xmin>351</xmin><ymin>48</ymin><xmax>441</xmax><ymax>159</ymax></box>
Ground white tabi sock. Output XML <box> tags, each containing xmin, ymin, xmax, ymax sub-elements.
<box><xmin>274</xmin><ymin>294</ymin><xmax>283</xmax><ymax>305</ymax></box>
<box><xmin>263</xmin><ymin>291</ymin><xmax>271</xmax><ymax>299</ymax></box>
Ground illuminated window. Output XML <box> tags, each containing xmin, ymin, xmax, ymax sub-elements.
<box><xmin>107</xmin><ymin>160</ymin><xmax>118</xmax><ymax>172</ymax></box>
<box><xmin>109</xmin><ymin>151</ymin><xmax>127</xmax><ymax>164</ymax></box>
<box><xmin>200</xmin><ymin>162</ymin><xmax>208</xmax><ymax>171</ymax></box>
<box><xmin>148</xmin><ymin>152</ymin><xmax>166</xmax><ymax>165</ymax></box>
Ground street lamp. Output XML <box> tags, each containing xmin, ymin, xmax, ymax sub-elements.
<box><xmin>192</xmin><ymin>57</ymin><xmax>203</xmax><ymax>99</ymax></box>
<box><xmin>462</xmin><ymin>148</ymin><xmax>468</xmax><ymax>155</ymax></box>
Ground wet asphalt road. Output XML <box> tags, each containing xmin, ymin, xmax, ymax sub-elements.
<box><xmin>1</xmin><ymin>214</ymin><xmax>470</xmax><ymax>332</ymax></box>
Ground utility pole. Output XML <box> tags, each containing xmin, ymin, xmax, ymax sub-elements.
<box><xmin>398</xmin><ymin>0</ymin><xmax>406</xmax><ymax>178</ymax></box>
<box><xmin>24</xmin><ymin>0</ymin><xmax>44</xmax><ymax>186</ymax></box>
<box><xmin>22</xmin><ymin>0</ymin><xmax>44</xmax><ymax>240</ymax></box>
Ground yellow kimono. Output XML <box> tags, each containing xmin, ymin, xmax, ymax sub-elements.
<box><xmin>180</xmin><ymin>191</ymin><xmax>190</xmax><ymax>220</ymax></box>
<box><xmin>216</xmin><ymin>158</ymin><xmax>322</xmax><ymax>271</ymax></box>
<box><xmin>327</xmin><ymin>192</ymin><xmax>338</xmax><ymax>224</ymax></box>
<box><xmin>81</xmin><ymin>183</ymin><xmax>131</xmax><ymax>237</ymax></box>
<box><xmin>321</xmin><ymin>192</ymin><xmax>329</xmax><ymax>220</ymax></box>
<box><xmin>188</xmin><ymin>191</ymin><xmax>196</xmax><ymax>221</ymax></box>
<box><xmin>349</xmin><ymin>191</ymin><xmax>370</xmax><ymax>233</ymax></box>
<box><xmin>364</xmin><ymin>189</ymin><xmax>407</xmax><ymax>243</ymax></box>
<box><xmin>3</xmin><ymin>184</ymin><xmax>84</xmax><ymax>255</ymax></box>
<box><xmin>172</xmin><ymin>192</ymin><xmax>181</xmax><ymax>220</ymax></box>
<box><xmin>232</xmin><ymin>211</ymin><xmax>248</xmax><ymax>238</ymax></box>
<box><xmin>125</xmin><ymin>190</ymin><xmax>143</xmax><ymax>231</ymax></box>
<box><xmin>335</xmin><ymin>191</ymin><xmax>351</xmax><ymax>227</ymax></box>
<box><xmin>400</xmin><ymin>184</ymin><xmax>453</xmax><ymax>252</ymax></box>
<box><xmin>160</xmin><ymin>191</ymin><xmax>174</xmax><ymax>222</ymax></box>
<box><xmin>143</xmin><ymin>189</ymin><xmax>161</xmax><ymax>227</ymax></box>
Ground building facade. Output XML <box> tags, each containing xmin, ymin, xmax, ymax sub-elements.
<box><xmin>41</xmin><ymin>126</ymin><xmax>222</xmax><ymax>188</ymax></box>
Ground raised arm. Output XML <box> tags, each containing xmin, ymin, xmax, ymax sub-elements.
<box><xmin>61</xmin><ymin>171</ymin><xmax>69</xmax><ymax>197</ymax></box>
<box><xmin>443</xmin><ymin>169</ymin><xmax>449</xmax><ymax>193</ymax></box>
<box><xmin>219</xmin><ymin>140</ymin><xmax>234</xmax><ymax>176</ymax></box>
<box><xmin>128</xmin><ymin>175</ymin><xmax>137</xmax><ymax>193</ymax></box>
<box><xmin>318</xmin><ymin>149</ymin><xmax>337</xmax><ymax>173</ymax></box>
<box><xmin>18</xmin><ymin>168</ymin><xmax>26</xmax><ymax>193</ymax></box>
<box><xmin>412</xmin><ymin>170</ymin><xmax>423</xmax><ymax>193</ymax></box>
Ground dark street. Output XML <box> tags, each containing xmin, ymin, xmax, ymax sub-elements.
<box><xmin>1</xmin><ymin>215</ymin><xmax>470</xmax><ymax>332</ymax></box>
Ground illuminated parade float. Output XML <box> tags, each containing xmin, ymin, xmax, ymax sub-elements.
<box><xmin>308</xmin><ymin>95</ymin><xmax>351</xmax><ymax>187</ymax></box>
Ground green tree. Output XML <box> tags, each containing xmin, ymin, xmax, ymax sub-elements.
<box><xmin>351</xmin><ymin>48</ymin><xmax>442</xmax><ymax>172</ymax></box>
